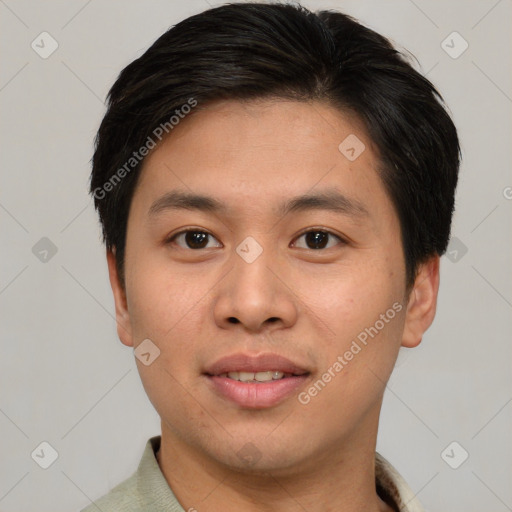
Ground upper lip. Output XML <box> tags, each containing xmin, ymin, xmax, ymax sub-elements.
<box><xmin>204</xmin><ymin>353</ymin><xmax>310</xmax><ymax>376</ymax></box>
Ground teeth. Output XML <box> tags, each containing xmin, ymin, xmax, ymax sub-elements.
<box><xmin>255</xmin><ymin>371</ymin><xmax>273</xmax><ymax>382</ymax></box>
<box><xmin>225</xmin><ymin>371</ymin><xmax>286</xmax><ymax>382</ymax></box>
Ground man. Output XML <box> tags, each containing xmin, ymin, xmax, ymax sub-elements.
<box><xmin>85</xmin><ymin>2</ymin><xmax>460</xmax><ymax>511</ymax></box>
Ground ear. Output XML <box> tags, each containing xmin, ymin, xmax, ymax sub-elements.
<box><xmin>401</xmin><ymin>255</ymin><xmax>440</xmax><ymax>348</ymax></box>
<box><xmin>106</xmin><ymin>249</ymin><xmax>134</xmax><ymax>347</ymax></box>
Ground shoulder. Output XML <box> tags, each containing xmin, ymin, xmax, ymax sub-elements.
<box><xmin>79</xmin><ymin>436</ymin><xmax>184</xmax><ymax>512</ymax></box>
<box><xmin>375</xmin><ymin>452</ymin><xmax>425</xmax><ymax>512</ymax></box>
<box><xmin>80</xmin><ymin>472</ymin><xmax>142</xmax><ymax>512</ymax></box>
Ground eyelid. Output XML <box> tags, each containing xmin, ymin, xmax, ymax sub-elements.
<box><xmin>292</xmin><ymin>227</ymin><xmax>347</xmax><ymax>248</ymax></box>
<box><xmin>166</xmin><ymin>227</ymin><xmax>222</xmax><ymax>248</ymax></box>
<box><xmin>166</xmin><ymin>227</ymin><xmax>347</xmax><ymax>250</ymax></box>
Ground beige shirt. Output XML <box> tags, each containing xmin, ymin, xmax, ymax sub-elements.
<box><xmin>81</xmin><ymin>436</ymin><xmax>424</xmax><ymax>512</ymax></box>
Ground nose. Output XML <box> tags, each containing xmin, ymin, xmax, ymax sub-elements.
<box><xmin>213</xmin><ymin>239</ymin><xmax>298</xmax><ymax>333</ymax></box>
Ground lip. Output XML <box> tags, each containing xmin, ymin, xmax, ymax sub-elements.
<box><xmin>203</xmin><ymin>353</ymin><xmax>311</xmax><ymax>409</ymax></box>
<box><xmin>204</xmin><ymin>353</ymin><xmax>309</xmax><ymax>376</ymax></box>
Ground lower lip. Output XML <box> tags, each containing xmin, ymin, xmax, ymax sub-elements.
<box><xmin>206</xmin><ymin>375</ymin><xmax>309</xmax><ymax>409</ymax></box>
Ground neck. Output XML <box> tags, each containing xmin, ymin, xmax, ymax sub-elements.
<box><xmin>156</xmin><ymin>413</ymin><xmax>394</xmax><ymax>512</ymax></box>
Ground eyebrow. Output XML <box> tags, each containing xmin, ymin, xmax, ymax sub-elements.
<box><xmin>148</xmin><ymin>189</ymin><xmax>370</xmax><ymax>219</ymax></box>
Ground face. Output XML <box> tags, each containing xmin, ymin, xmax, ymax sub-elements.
<box><xmin>109</xmin><ymin>98</ymin><xmax>438</xmax><ymax>476</ymax></box>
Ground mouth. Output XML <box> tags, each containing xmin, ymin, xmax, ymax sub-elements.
<box><xmin>214</xmin><ymin>370</ymin><xmax>300</xmax><ymax>383</ymax></box>
<box><xmin>203</xmin><ymin>353</ymin><xmax>311</xmax><ymax>409</ymax></box>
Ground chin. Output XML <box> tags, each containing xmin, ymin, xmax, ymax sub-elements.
<box><xmin>200</xmin><ymin>432</ymin><xmax>309</xmax><ymax>476</ymax></box>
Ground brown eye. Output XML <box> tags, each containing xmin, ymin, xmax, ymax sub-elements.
<box><xmin>293</xmin><ymin>230</ymin><xmax>344</xmax><ymax>250</ymax></box>
<box><xmin>169</xmin><ymin>230</ymin><xmax>222</xmax><ymax>250</ymax></box>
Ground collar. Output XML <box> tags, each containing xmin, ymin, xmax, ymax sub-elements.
<box><xmin>131</xmin><ymin>436</ymin><xmax>424</xmax><ymax>511</ymax></box>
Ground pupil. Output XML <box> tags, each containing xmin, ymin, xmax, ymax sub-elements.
<box><xmin>186</xmin><ymin>231</ymin><xmax>208</xmax><ymax>249</ymax></box>
<box><xmin>306</xmin><ymin>231</ymin><xmax>327</xmax><ymax>249</ymax></box>
<box><xmin>183</xmin><ymin>231</ymin><xmax>329</xmax><ymax>250</ymax></box>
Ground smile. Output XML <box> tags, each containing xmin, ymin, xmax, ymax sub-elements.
<box><xmin>204</xmin><ymin>353</ymin><xmax>311</xmax><ymax>408</ymax></box>
<box><xmin>219</xmin><ymin>371</ymin><xmax>291</xmax><ymax>382</ymax></box>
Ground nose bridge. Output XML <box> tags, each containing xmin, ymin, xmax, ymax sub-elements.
<box><xmin>213</xmin><ymin>233</ymin><xmax>297</xmax><ymax>331</ymax></box>
<box><xmin>232</xmin><ymin>233</ymin><xmax>277</xmax><ymax>300</ymax></box>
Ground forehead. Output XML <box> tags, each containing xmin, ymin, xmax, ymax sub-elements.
<box><xmin>133</xmin><ymin>98</ymin><xmax>391</xmax><ymax>222</ymax></box>
<box><xmin>147</xmin><ymin>98</ymin><xmax>373</xmax><ymax>161</ymax></box>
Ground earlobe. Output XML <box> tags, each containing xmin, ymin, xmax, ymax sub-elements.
<box><xmin>106</xmin><ymin>249</ymin><xmax>134</xmax><ymax>347</ymax></box>
<box><xmin>401</xmin><ymin>255</ymin><xmax>440</xmax><ymax>348</ymax></box>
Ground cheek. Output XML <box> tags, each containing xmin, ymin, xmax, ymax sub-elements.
<box><xmin>299</xmin><ymin>265</ymin><xmax>401</xmax><ymax>345</ymax></box>
<box><xmin>296</xmin><ymin>302</ymin><xmax>406</xmax><ymax>436</ymax></box>
<box><xmin>297</xmin><ymin>263</ymin><xmax>406</xmax><ymax>406</ymax></box>
<box><xmin>124</xmin><ymin>258</ymin><xmax>213</xmax><ymax>403</ymax></box>
<box><xmin>125</xmin><ymin>256</ymin><xmax>203</xmax><ymax>340</ymax></box>
<box><xmin>125</xmin><ymin>262</ymin><xmax>209</xmax><ymax>420</ymax></box>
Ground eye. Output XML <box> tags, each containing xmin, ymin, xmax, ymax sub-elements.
<box><xmin>166</xmin><ymin>228</ymin><xmax>345</xmax><ymax>251</ymax></box>
<box><xmin>167</xmin><ymin>229</ymin><xmax>222</xmax><ymax>250</ymax></box>
<box><xmin>292</xmin><ymin>229</ymin><xmax>345</xmax><ymax>250</ymax></box>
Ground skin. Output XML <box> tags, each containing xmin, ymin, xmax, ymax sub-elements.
<box><xmin>107</xmin><ymin>98</ymin><xmax>439</xmax><ymax>512</ymax></box>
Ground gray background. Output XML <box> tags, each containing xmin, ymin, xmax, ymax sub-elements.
<box><xmin>0</xmin><ymin>0</ymin><xmax>511</xmax><ymax>510</ymax></box>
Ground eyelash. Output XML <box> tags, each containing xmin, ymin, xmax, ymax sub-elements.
<box><xmin>166</xmin><ymin>228</ymin><xmax>347</xmax><ymax>251</ymax></box>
